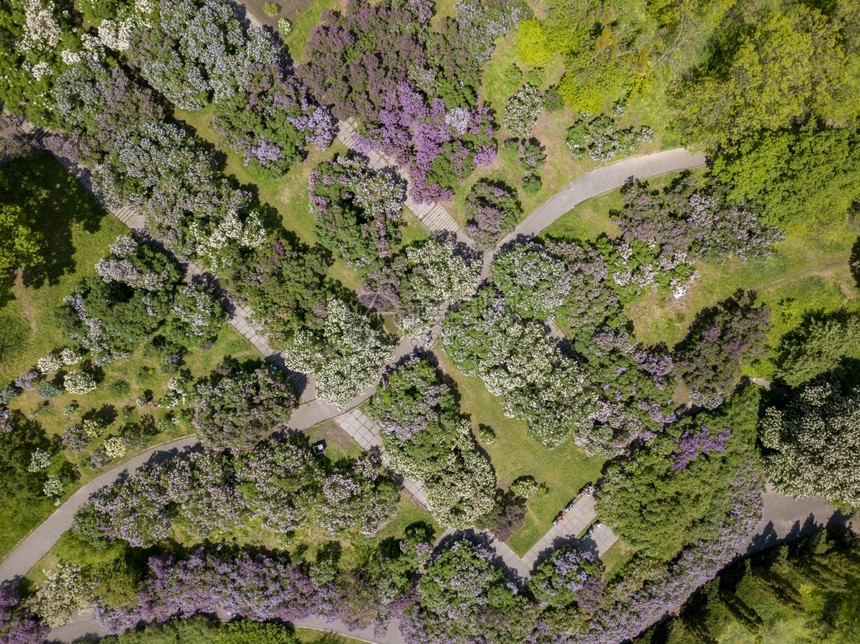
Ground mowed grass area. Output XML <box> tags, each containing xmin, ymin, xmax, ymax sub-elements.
<box><xmin>431</xmin><ymin>349</ymin><xmax>605</xmax><ymax>556</ymax></box>
<box><xmin>538</xmin><ymin>169</ymin><xmax>859</xmax><ymax>375</ymax></box>
<box><xmin>0</xmin><ymin>154</ymin><xmax>259</xmax><ymax>560</ymax></box>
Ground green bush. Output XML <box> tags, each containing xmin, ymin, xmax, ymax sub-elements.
<box><xmin>263</xmin><ymin>2</ymin><xmax>279</xmax><ymax>16</ymax></box>
<box><xmin>522</xmin><ymin>174</ymin><xmax>542</xmax><ymax>195</ymax></box>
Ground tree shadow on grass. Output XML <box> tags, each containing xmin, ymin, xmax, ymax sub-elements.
<box><xmin>5</xmin><ymin>153</ymin><xmax>110</xmax><ymax>291</ymax></box>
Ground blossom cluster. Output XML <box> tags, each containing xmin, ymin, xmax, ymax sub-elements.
<box><xmin>309</xmin><ymin>154</ymin><xmax>406</xmax><ymax>268</ymax></box>
<box><xmin>284</xmin><ymin>298</ymin><xmax>394</xmax><ymax>406</ymax></box>
<box><xmin>300</xmin><ymin>0</ymin><xmax>528</xmax><ymax>202</ymax></box>
<box><xmin>566</xmin><ymin>113</ymin><xmax>653</xmax><ymax>161</ymax></box>
<box><xmin>360</xmin><ymin>236</ymin><xmax>481</xmax><ymax>336</ymax></box>
<box><xmin>369</xmin><ymin>357</ymin><xmax>495</xmax><ymax>528</ymax></box>
<box><xmin>443</xmin><ymin>287</ymin><xmax>594</xmax><ymax>446</ymax></box>
<box><xmin>73</xmin><ymin>433</ymin><xmax>399</xmax><ymax>548</ymax></box>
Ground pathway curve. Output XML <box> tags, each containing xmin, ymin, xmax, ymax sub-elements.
<box><xmin>0</xmin><ymin>435</ymin><xmax>197</xmax><ymax>584</ymax></box>
<box><xmin>499</xmin><ymin>148</ymin><xmax>707</xmax><ymax>244</ymax></box>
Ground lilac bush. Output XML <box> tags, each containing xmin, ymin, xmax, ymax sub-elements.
<box><xmin>530</xmin><ymin>544</ymin><xmax>605</xmax><ymax>611</ymax></box>
<box><xmin>614</xmin><ymin>177</ymin><xmax>784</xmax><ymax>266</ymax></box>
<box><xmin>490</xmin><ymin>240</ymin><xmax>570</xmax><ymax>320</ymax></box>
<box><xmin>95</xmin><ymin>549</ymin><xmax>328</xmax><ymax>633</ymax></box>
<box><xmin>74</xmin><ymin>434</ymin><xmax>399</xmax><ymax>547</ymax></box>
<box><xmin>464</xmin><ymin>179</ymin><xmax>522</xmax><ymax>249</ymax></box>
<box><xmin>443</xmin><ymin>287</ymin><xmax>594</xmax><ymax>446</ymax></box>
<box><xmin>359</xmin><ymin>237</ymin><xmax>481</xmax><ymax>336</ymax></box>
<box><xmin>675</xmin><ymin>290</ymin><xmax>770</xmax><ymax>408</ymax></box>
<box><xmin>234</xmin><ymin>433</ymin><xmax>320</xmax><ymax>533</ymax></box>
<box><xmin>191</xmin><ymin>359</ymin><xmax>297</xmax><ymax>452</ymax></box>
<box><xmin>299</xmin><ymin>0</ymin><xmax>523</xmax><ymax>203</ymax></box>
<box><xmin>315</xmin><ymin>454</ymin><xmax>399</xmax><ymax>537</ymax></box>
<box><xmin>211</xmin><ymin>61</ymin><xmax>335</xmax><ymax>177</ymax></box>
<box><xmin>369</xmin><ymin>357</ymin><xmax>495</xmax><ymax>528</ymax></box>
<box><xmin>0</xmin><ymin>586</ymin><xmax>49</xmax><ymax>644</ymax></box>
<box><xmin>309</xmin><ymin>154</ymin><xmax>406</xmax><ymax>268</ymax></box>
<box><xmin>401</xmin><ymin>539</ymin><xmax>534</xmax><ymax>644</ymax></box>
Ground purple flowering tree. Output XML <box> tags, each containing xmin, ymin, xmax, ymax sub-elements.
<box><xmin>0</xmin><ymin>587</ymin><xmax>48</xmax><ymax>644</ymax></box>
<box><xmin>529</xmin><ymin>544</ymin><xmax>605</xmax><ymax>611</ymax></box>
<box><xmin>675</xmin><ymin>290</ymin><xmax>770</xmax><ymax>409</ymax></box>
<box><xmin>95</xmin><ymin>549</ymin><xmax>329</xmax><ymax>634</ymax></box>
<box><xmin>299</xmin><ymin>0</ymin><xmax>523</xmax><ymax>203</ymax></box>
<box><xmin>463</xmin><ymin>179</ymin><xmax>522</xmax><ymax>249</ymax></box>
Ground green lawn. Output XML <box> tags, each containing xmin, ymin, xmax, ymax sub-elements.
<box><xmin>431</xmin><ymin>349</ymin><xmax>605</xmax><ymax>556</ymax></box>
<box><xmin>282</xmin><ymin>0</ymin><xmax>344</xmax><ymax>64</ymax></box>
<box><xmin>0</xmin><ymin>154</ymin><xmax>259</xmax><ymax>560</ymax></box>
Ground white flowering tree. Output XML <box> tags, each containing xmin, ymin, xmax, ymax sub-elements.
<box><xmin>286</xmin><ymin>298</ymin><xmax>394</xmax><ymax>406</ymax></box>
<box><xmin>369</xmin><ymin>357</ymin><xmax>495</xmax><ymax>528</ymax></box>
<box><xmin>502</xmin><ymin>84</ymin><xmax>544</xmax><ymax>136</ymax></box>
<box><xmin>361</xmin><ymin>237</ymin><xmax>481</xmax><ymax>336</ymax></box>
<box><xmin>26</xmin><ymin>563</ymin><xmax>90</xmax><ymax>626</ymax></box>
<box><xmin>761</xmin><ymin>379</ymin><xmax>860</xmax><ymax>506</ymax></box>
<box><xmin>490</xmin><ymin>241</ymin><xmax>571</xmax><ymax>320</ymax></box>
<box><xmin>443</xmin><ymin>287</ymin><xmax>595</xmax><ymax>446</ymax></box>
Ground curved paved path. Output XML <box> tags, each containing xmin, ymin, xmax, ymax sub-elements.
<box><xmin>502</xmin><ymin>148</ymin><xmax>707</xmax><ymax>244</ymax></box>
<box><xmin>0</xmin><ymin>435</ymin><xmax>196</xmax><ymax>584</ymax></box>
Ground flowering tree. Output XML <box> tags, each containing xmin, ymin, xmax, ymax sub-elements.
<box><xmin>234</xmin><ymin>233</ymin><xmax>330</xmax><ymax>347</ymax></box>
<box><xmin>760</xmin><ymin>378</ymin><xmax>860</xmax><ymax>506</ymax></box>
<box><xmin>490</xmin><ymin>240</ymin><xmax>570</xmax><ymax>320</ymax></box>
<box><xmin>674</xmin><ymin>290</ymin><xmax>770</xmax><ymax>408</ymax></box>
<box><xmin>191</xmin><ymin>359</ymin><xmax>297</xmax><ymax>452</ymax></box>
<box><xmin>502</xmin><ymin>84</ymin><xmax>543</xmax><ymax>136</ymax></box>
<box><xmin>401</xmin><ymin>539</ymin><xmax>534</xmax><ymax>644</ymax></box>
<box><xmin>285</xmin><ymin>298</ymin><xmax>394</xmax><ymax>406</ymax></box>
<box><xmin>443</xmin><ymin>287</ymin><xmax>594</xmax><ymax>446</ymax></box>
<box><xmin>597</xmin><ymin>387</ymin><xmax>760</xmax><ymax>562</ymax></box>
<box><xmin>309</xmin><ymin>155</ymin><xmax>406</xmax><ymax>268</ymax></box>
<box><xmin>299</xmin><ymin>0</ymin><xmax>527</xmax><ymax>202</ymax></box>
<box><xmin>566</xmin><ymin>113</ymin><xmax>653</xmax><ymax>161</ymax></box>
<box><xmin>315</xmin><ymin>454</ymin><xmax>399</xmax><ymax>537</ymax></box>
<box><xmin>530</xmin><ymin>544</ymin><xmax>605</xmax><ymax>610</ymax></box>
<box><xmin>369</xmin><ymin>357</ymin><xmax>495</xmax><ymax>528</ymax></box>
<box><xmin>95</xmin><ymin>549</ymin><xmax>326</xmax><ymax>633</ymax></box>
<box><xmin>0</xmin><ymin>586</ymin><xmax>48</xmax><ymax>644</ymax></box>
<box><xmin>235</xmin><ymin>433</ymin><xmax>321</xmax><ymax>533</ymax></box>
<box><xmin>613</xmin><ymin>178</ymin><xmax>783</xmax><ymax>266</ymax></box>
<box><xmin>464</xmin><ymin>179</ymin><xmax>522</xmax><ymax>249</ymax></box>
<box><xmin>83</xmin><ymin>0</ymin><xmax>334</xmax><ymax>175</ymax></box>
<box><xmin>360</xmin><ymin>237</ymin><xmax>481</xmax><ymax>335</ymax></box>
<box><xmin>59</xmin><ymin>235</ymin><xmax>226</xmax><ymax>366</ymax></box>
<box><xmin>211</xmin><ymin>61</ymin><xmax>335</xmax><ymax>176</ymax></box>
<box><xmin>75</xmin><ymin>434</ymin><xmax>399</xmax><ymax>547</ymax></box>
